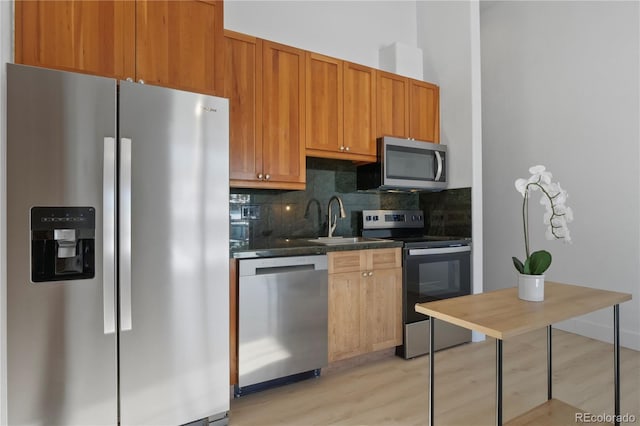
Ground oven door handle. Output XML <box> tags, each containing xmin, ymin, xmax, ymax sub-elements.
<box><xmin>408</xmin><ymin>246</ymin><xmax>471</xmax><ymax>256</ymax></box>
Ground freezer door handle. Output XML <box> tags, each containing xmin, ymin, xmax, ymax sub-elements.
<box><xmin>103</xmin><ymin>137</ymin><xmax>116</xmax><ymax>334</ymax></box>
<box><xmin>119</xmin><ymin>138</ymin><xmax>133</xmax><ymax>331</ymax></box>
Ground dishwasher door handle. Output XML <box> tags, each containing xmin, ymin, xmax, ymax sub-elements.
<box><xmin>255</xmin><ymin>264</ymin><xmax>315</xmax><ymax>275</ymax></box>
<box><xmin>239</xmin><ymin>255</ymin><xmax>328</xmax><ymax>276</ymax></box>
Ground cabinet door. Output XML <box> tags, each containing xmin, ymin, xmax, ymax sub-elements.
<box><xmin>135</xmin><ymin>0</ymin><xmax>223</xmax><ymax>96</ymax></box>
<box><xmin>343</xmin><ymin>62</ymin><xmax>376</xmax><ymax>158</ymax></box>
<box><xmin>328</xmin><ymin>250</ymin><xmax>365</xmax><ymax>274</ymax></box>
<box><xmin>328</xmin><ymin>271</ymin><xmax>367</xmax><ymax>362</ymax></box>
<box><xmin>305</xmin><ymin>53</ymin><xmax>343</xmax><ymax>155</ymax></box>
<box><xmin>261</xmin><ymin>41</ymin><xmax>306</xmax><ymax>186</ymax></box>
<box><xmin>366</xmin><ymin>248</ymin><xmax>402</xmax><ymax>271</ymax></box>
<box><xmin>15</xmin><ymin>0</ymin><xmax>135</xmax><ymax>79</ymax></box>
<box><xmin>366</xmin><ymin>267</ymin><xmax>403</xmax><ymax>351</ymax></box>
<box><xmin>409</xmin><ymin>79</ymin><xmax>440</xmax><ymax>143</ymax></box>
<box><xmin>377</xmin><ymin>71</ymin><xmax>409</xmax><ymax>139</ymax></box>
<box><xmin>224</xmin><ymin>31</ymin><xmax>263</xmax><ymax>183</ymax></box>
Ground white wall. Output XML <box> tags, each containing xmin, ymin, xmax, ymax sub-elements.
<box><xmin>0</xmin><ymin>0</ymin><xmax>11</xmax><ymax>422</ymax></box>
<box><xmin>416</xmin><ymin>1</ymin><xmax>474</xmax><ymax>189</ymax></box>
<box><xmin>416</xmin><ymin>1</ymin><xmax>482</xmax><ymax>341</ymax></box>
<box><xmin>481</xmin><ymin>1</ymin><xmax>640</xmax><ymax>350</ymax></box>
<box><xmin>225</xmin><ymin>0</ymin><xmax>418</xmax><ymax>69</ymax></box>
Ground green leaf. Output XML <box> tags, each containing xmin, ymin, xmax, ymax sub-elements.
<box><xmin>528</xmin><ymin>250</ymin><xmax>552</xmax><ymax>275</ymax></box>
<box><xmin>512</xmin><ymin>257</ymin><xmax>524</xmax><ymax>273</ymax></box>
<box><xmin>523</xmin><ymin>258</ymin><xmax>531</xmax><ymax>275</ymax></box>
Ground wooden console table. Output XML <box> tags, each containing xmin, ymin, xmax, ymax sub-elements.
<box><xmin>415</xmin><ymin>281</ymin><xmax>632</xmax><ymax>426</ymax></box>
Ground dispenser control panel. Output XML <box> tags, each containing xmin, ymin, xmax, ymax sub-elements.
<box><xmin>30</xmin><ymin>207</ymin><xmax>96</xmax><ymax>282</ymax></box>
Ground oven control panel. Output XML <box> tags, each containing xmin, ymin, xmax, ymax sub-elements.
<box><xmin>362</xmin><ymin>209</ymin><xmax>424</xmax><ymax>229</ymax></box>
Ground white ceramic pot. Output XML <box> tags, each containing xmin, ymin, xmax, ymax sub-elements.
<box><xmin>518</xmin><ymin>273</ymin><xmax>545</xmax><ymax>301</ymax></box>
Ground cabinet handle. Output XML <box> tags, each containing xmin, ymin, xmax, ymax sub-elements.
<box><xmin>138</xmin><ymin>79</ymin><xmax>145</xmax><ymax>84</ymax></box>
<box><xmin>345</xmin><ymin>146</ymin><xmax>350</xmax><ymax>152</ymax></box>
<box><xmin>126</xmin><ymin>77</ymin><xmax>133</xmax><ymax>82</ymax></box>
<box><xmin>339</xmin><ymin>146</ymin><xmax>345</xmax><ymax>151</ymax></box>
<box><xmin>368</xmin><ymin>271</ymin><xmax>373</xmax><ymax>276</ymax></box>
<box><xmin>362</xmin><ymin>272</ymin><xmax>367</xmax><ymax>277</ymax></box>
<box><xmin>257</xmin><ymin>173</ymin><xmax>264</xmax><ymax>180</ymax></box>
<box><xmin>265</xmin><ymin>174</ymin><xmax>271</xmax><ymax>180</ymax></box>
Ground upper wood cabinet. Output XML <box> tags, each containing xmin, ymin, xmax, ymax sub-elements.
<box><xmin>261</xmin><ymin>41</ymin><xmax>306</xmax><ymax>187</ymax></box>
<box><xmin>225</xmin><ymin>32</ymin><xmax>306</xmax><ymax>190</ymax></box>
<box><xmin>15</xmin><ymin>1</ymin><xmax>136</xmax><ymax>79</ymax></box>
<box><xmin>224</xmin><ymin>31</ymin><xmax>262</xmax><ymax>183</ymax></box>
<box><xmin>135</xmin><ymin>0</ymin><xmax>224</xmax><ymax>95</ymax></box>
<box><xmin>343</xmin><ymin>62</ymin><xmax>377</xmax><ymax>158</ymax></box>
<box><xmin>377</xmin><ymin>73</ymin><xmax>440</xmax><ymax>143</ymax></box>
<box><xmin>305</xmin><ymin>55</ymin><xmax>378</xmax><ymax>162</ymax></box>
<box><xmin>409</xmin><ymin>79</ymin><xmax>440</xmax><ymax>143</ymax></box>
<box><xmin>377</xmin><ymin>70</ymin><xmax>410</xmax><ymax>139</ymax></box>
<box><xmin>15</xmin><ymin>0</ymin><xmax>224</xmax><ymax>96</ymax></box>
<box><xmin>305</xmin><ymin>53</ymin><xmax>344</xmax><ymax>157</ymax></box>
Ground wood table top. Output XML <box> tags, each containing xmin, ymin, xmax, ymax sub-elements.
<box><xmin>415</xmin><ymin>281</ymin><xmax>632</xmax><ymax>340</ymax></box>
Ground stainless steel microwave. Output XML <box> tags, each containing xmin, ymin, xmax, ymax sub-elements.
<box><xmin>357</xmin><ymin>137</ymin><xmax>447</xmax><ymax>191</ymax></box>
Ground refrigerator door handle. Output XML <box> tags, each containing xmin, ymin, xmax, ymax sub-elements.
<box><xmin>119</xmin><ymin>138</ymin><xmax>133</xmax><ymax>331</ymax></box>
<box><xmin>103</xmin><ymin>137</ymin><xmax>117</xmax><ymax>334</ymax></box>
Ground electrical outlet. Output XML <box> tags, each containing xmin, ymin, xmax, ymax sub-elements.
<box><xmin>241</xmin><ymin>205</ymin><xmax>260</xmax><ymax>220</ymax></box>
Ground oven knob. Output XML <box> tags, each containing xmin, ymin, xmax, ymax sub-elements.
<box><xmin>373</xmin><ymin>215</ymin><xmax>379</xmax><ymax>221</ymax></box>
<box><xmin>366</xmin><ymin>215</ymin><xmax>371</xmax><ymax>221</ymax></box>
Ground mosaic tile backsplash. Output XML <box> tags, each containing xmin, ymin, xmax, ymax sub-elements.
<box><xmin>230</xmin><ymin>158</ymin><xmax>471</xmax><ymax>249</ymax></box>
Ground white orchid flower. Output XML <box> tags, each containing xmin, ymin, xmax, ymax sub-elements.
<box><xmin>529</xmin><ymin>165</ymin><xmax>553</xmax><ymax>184</ymax></box>
<box><xmin>563</xmin><ymin>230</ymin><xmax>572</xmax><ymax>243</ymax></box>
<box><xmin>545</xmin><ymin>226</ymin><xmax>555</xmax><ymax>240</ymax></box>
<box><xmin>564</xmin><ymin>206</ymin><xmax>574</xmax><ymax>222</ymax></box>
<box><xmin>514</xmin><ymin>165</ymin><xmax>574</xmax><ymax>275</ymax></box>
<box><xmin>540</xmin><ymin>195</ymin><xmax>551</xmax><ymax>208</ymax></box>
<box><xmin>515</xmin><ymin>178</ymin><xmax>528</xmax><ymax>196</ymax></box>
<box><xmin>529</xmin><ymin>165</ymin><xmax>546</xmax><ymax>174</ymax></box>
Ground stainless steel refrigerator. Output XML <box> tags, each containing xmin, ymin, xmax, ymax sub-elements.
<box><xmin>6</xmin><ymin>63</ymin><xmax>230</xmax><ymax>426</ymax></box>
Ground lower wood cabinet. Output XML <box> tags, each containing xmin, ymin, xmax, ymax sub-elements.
<box><xmin>328</xmin><ymin>248</ymin><xmax>402</xmax><ymax>363</ymax></box>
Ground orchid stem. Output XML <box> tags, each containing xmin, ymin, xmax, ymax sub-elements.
<box><xmin>523</xmin><ymin>191</ymin><xmax>530</xmax><ymax>260</ymax></box>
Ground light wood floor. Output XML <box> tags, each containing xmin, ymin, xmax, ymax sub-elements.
<box><xmin>230</xmin><ymin>329</ymin><xmax>639</xmax><ymax>425</ymax></box>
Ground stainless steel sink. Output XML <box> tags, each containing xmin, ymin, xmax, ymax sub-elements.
<box><xmin>307</xmin><ymin>236</ymin><xmax>388</xmax><ymax>245</ymax></box>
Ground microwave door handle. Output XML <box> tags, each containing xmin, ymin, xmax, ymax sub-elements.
<box><xmin>435</xmin><ymin>151</ymin><xmax>443</xmax><ymax>181</ymax></box>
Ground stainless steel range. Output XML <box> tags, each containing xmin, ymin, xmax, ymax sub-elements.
<box><xmin>361</xmin><ymin>210</ymin><xmax>472</xmax><ymax>359</ymax></box>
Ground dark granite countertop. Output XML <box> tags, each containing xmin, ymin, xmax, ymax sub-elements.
<box><xmin>231</xmin><ymin>237</ymin><xmax>403</xmax><ymax>259</ymax></box>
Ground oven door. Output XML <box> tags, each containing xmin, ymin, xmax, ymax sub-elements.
<box><xmin>404</xmin><ymin>245</ymin><xmax>471</xmax><ymax>324</ymax></box>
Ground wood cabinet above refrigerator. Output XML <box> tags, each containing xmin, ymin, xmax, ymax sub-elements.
<box><xmin>15</xmin><ymin>0</ymin><xmax>224</xmax><ymax>96</ymax></box>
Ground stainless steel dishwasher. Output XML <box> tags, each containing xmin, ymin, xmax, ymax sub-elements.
<box><xmin>236</xmin><ymin>255</ymin><xmax>328</xmax><ymax>395</ymax></box>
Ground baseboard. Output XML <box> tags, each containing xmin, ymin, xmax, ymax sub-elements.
<box><xmin>554</xmin><ymin>318</ymin><xmax>640</xmax><ymax>351</ymax></box>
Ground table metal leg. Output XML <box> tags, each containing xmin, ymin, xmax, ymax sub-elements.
<box><xmin>496</xmin><ymin>339</ymin><xmax>503</xmax><ymax>426</ymax></box>
<box><xmin>614</xmin><ymin>304</ymin><xmax>620</xmax><ymax>426</ymax></box>
<box><xmin>429</xmin><ymin>317</ymin><xmax>435</xmax><ymax>426</ymax></box>
<box><xmin>547</xmin><ymin>325</ymin><xmax>552</xmax><ymax>400</ymax></box>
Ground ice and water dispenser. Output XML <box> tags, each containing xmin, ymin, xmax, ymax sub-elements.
<box><xmin>30</xmin><ymin>207</ymin><xmax>96</xmax><ymax>282</ymax></box>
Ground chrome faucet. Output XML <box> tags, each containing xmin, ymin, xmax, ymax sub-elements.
<box><xmin>327</xmin><ymin>195</ymin><xmax>347</xmax><ymax>238</ymax></box>
<box><xmin>304</xmin><ymin>198</ymin><xmax>323</xmax><ymax>235</ymax></box>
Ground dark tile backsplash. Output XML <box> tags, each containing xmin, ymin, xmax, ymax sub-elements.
<box><xmin>230</xmin><ymin>157</ymin><xmax>471</xmax><ymax>249</ymax></box>
<box><xmin>419</xmin><ymin>187</ymin><xmax>472</xmax><ymax>237</ymax></box>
